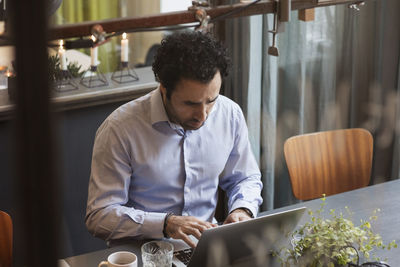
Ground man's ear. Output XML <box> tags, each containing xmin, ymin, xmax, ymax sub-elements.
<box><xmin>159</xmin><ymin>84</ymin><xmax>167</xmax><ymax>98</ymax></box>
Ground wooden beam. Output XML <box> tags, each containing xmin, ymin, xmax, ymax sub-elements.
<box><xmin>298</xmin><ymin>8</ymin><xmax>315</xmax><ymax>21</ymax></box>
<box><xmin>49</xmin><ymin>1</ymin><xmax>276</xmax><ymax>40</ymax></box>
<box><xmin>48</xmin><ymin>0</ymin><xmax>368</xmax><ymax>40</ymax></box>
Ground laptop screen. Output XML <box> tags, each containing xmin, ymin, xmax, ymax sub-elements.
<box><xmin>186</xmin><ymin>207</ymin><xmax>306</xmax><ymax>267</ymax></box>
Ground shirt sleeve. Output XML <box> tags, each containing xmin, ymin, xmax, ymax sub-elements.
<box><xmin>219</xmin><ymin>107</ymin><xmax>263</xmax><ymax>217</ymax></box>
<box><xmin>85</xmin><ymin>120</ymin><xmax>166</xmax><ymax>241</ymax></box>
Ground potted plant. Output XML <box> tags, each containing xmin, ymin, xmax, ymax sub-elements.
<box><xmin>273</xmin><ymin>195</ymin><xmax>397</xmax><ymax>267</ymax></box>
<box><xmin>48</xmin><ymin>54</ymin><xmax>84</xmax><ymax>82</ymax></box>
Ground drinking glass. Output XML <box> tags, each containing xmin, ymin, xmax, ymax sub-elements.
<box><xmin>141</xmin><ymin>241</ymin><xmax>174</xmax><ymax>267</ymax></box>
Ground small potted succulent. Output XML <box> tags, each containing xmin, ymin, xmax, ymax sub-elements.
<box><xmin>273</xmin><ymin>195</ymin><xmax>397</xmax><ymax>267</ymax></box>
<box><xmin>48</xmin><ymin>54</ymin><xmax>84</xmax><ymax>82</ymax></box>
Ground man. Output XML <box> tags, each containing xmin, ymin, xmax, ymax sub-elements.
<box><xmin>85</xmin><ymin>31</ymin><xmax>263</xmax><ymax>248</ymax></box>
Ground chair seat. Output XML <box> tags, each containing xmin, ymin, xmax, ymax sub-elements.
<box><xmin>0</xmin><ymin>210</ymin><xmax>12</xmax><ymax>267</ymax></box>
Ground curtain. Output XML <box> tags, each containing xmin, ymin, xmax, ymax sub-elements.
<box><xmin>122</xmin><ymin>0</ymin><xmax>162</xmax><ymax>66</ymax></box>
<box><xmin>52</xmin><ymin>0</ymin><xmax>120</xmax><ymax>73</ymax></box>
<box><xmin>221</xmin><ymin>0</ymin><xmax>400</xmax><ymax>211</ymax></box>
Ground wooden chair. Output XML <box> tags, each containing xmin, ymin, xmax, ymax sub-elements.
<box><xmin>0</xmin><ymin>210</ymin><xmax>12</xmax><ymax>267</ymax></box>
<box><xmin>283</xmin><ymin>128</ymin><xmax>373</xmax><ymax>200</ymax></box>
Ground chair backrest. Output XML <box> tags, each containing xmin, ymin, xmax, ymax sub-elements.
<box><xmin>284</xmin><ymin>128</ymin><xmax>373</xmax><ymax>200</ymax></box>
<box><xmin>0</xmin><ymin>210</ymin><xmax>12</xmax><ymax>267</ymax></box>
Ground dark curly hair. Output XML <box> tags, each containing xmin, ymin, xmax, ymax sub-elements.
<box><xmin>152</xmin><ymin>31</ymin><xmax>230</xmax><ymax>98</ymax></box>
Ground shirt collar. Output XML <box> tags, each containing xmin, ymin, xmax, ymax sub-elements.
<box><xmin>150</xmin><ymin>87</ymin><xmax>170</xmax><ymax>126</ymax></box>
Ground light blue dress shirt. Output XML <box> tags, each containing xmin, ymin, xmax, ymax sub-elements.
<box><xmin>85</xmin><ymin>88</ymin><xmax>263</xmax><ymax>241</ymax></box>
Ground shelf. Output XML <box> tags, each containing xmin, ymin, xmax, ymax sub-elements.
<box><xmin>0</xmin><ymin>66</ymin><xmax>157</xmax><ymax>121</ymax></box>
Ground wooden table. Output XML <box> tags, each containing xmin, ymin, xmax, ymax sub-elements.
<box><xmin>63</xmin><ymin>179</ymin><xmax>400</xmax><ymax>266</ymax></box>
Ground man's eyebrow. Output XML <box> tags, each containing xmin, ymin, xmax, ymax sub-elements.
<box><xmin>184</xmin><ymin>95</ymin><xmax>219</xmax><ymax>105</ymax></box>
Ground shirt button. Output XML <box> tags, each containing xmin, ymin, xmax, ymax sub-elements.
<box><xmin>185</xmin><ymin>188</ymin><xmax>191</xmax><ymax>193</ymax></box>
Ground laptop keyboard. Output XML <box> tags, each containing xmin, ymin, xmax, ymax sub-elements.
<box><xmin>174</xmin><ymin>248</ymin><xmax>194</xmax><ymax>265</ymax></box>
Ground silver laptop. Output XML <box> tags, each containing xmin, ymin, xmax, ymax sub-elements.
<box><xmin>171</xmin><ymin>207</ymin><xmax>306</xmax><ymax>267</ymax></box>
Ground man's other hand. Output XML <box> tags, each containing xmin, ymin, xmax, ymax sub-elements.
<box><xmin>223</xmin><ymin>208</ymin><xmax>252</xmax><ymax>225</ymax></box>
<box><xmin>165</xmin><ymin>215</ymin><xmax>217</xmax><ymax>248</ymax></box>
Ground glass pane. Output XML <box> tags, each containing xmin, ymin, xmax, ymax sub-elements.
<box><xmin>48</xmin><ymin>0</ymin><xmax>193</xmax><ymax>73</ymax></box>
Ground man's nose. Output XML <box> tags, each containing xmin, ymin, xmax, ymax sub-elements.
<box><xmin>194</xmin><ymin>105</ymin><xmax>207</xmax><ymax>121</ymax></box>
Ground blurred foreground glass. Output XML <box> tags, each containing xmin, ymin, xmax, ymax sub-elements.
<box><xmin>141</xmin><ymin>240</ymin><xmax>173</xmax><ymax>267</ymax></box>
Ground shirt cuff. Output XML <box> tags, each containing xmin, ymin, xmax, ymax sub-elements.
<box><xmin>142</xmin><ymin>212</ymin><xmax>168</xmax><ymax>239</ymax></box>
<box><xmin>230</xmin><ymin>200</ymin><xmax>258</xmax><ymax>218</ymax></box>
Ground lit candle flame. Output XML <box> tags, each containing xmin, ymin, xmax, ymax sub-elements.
<box><xmin>91</xmin><ymin>35</ymin><xmax>96</xmax><ymax>42</ymax></box>
<box><xmin>59</xmin><ymin>40</ymin><xmax>64</xmax><ymax>49</ymax></box>
<box><xmin>5</xmin><ymin>70</ymin><xmax>13</xmax><ymax>77</ymax></box>
<box><xmin>122</xmin><ymin>32</ymin><xmax>127</xmax><ymax>40</ymax></box>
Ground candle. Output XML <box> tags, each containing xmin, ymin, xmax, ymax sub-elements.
<box><xmin>0</xmin><ymin>68</ymin><xmax>7</xmax><ymax>89</ymax></box>
<box><xmin>90</xmin><ymin>35</ymin><xmax>98</xmax><ymax>66</ymax></box>
<box><xmin>121</xmin><ymin>32</ymin><xmax>129</xmax><ymax>62</ymax></box>
<box><xmin>58</xmin><ymin>40</ymin><xmax>67</xmax><ymax>70</ymax></box>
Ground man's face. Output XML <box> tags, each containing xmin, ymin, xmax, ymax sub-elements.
<box><xmin>160</xmin><ymin>71</ymin><xmax>221</xmax><ymax>131</ymax></box>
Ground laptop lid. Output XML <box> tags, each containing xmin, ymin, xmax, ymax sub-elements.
<box><xmin>186</xmin><ymin>206</ymin><xmax>306</xmax><ymax>267</ymax></box>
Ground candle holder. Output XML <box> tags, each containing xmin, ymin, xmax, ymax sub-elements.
<box><xmin>54</xmin><ymin>70</ymin><xmax>79</xmax><ymax>92</ymax></box>
<box><xmin>80</xmin><ymin>65</ymin><xmax>108</xmax><ymax>88</ymax></box>
<box><xmin>111</xmin><ymin>61</ymin><xmax>139</xmax><ymax>84</ymax></box>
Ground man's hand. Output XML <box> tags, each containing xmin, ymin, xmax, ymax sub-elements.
<box><xmin>223</xmin><ymin>208</ymin><xmax>253</xmax><ymax>224</ymax></box>
<box><xmin>165</xmin><ymin>215</ymin><xmax>217</xmax><ymax>248</ymax></box>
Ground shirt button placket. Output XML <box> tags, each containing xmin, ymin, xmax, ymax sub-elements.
<box><xmin>182</xmin><ymin>133</ymin><xmax>191</xmax><ymax>216</ymax></box>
